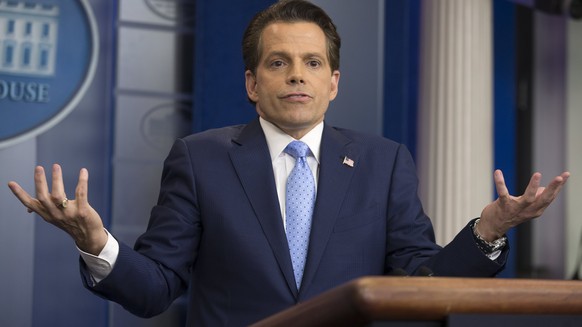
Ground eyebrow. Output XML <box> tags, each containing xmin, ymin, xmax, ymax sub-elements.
<box><xmin>264</xmin><ymin>51</ymin><xmax>326</xmax><ymax>61</ymax></box>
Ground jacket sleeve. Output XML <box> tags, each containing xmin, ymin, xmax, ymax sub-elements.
<box><xmin>384</xmin><ymin>144</ymin><xmax>507</xmax><ymax>277</ymax></box>
<box><xmin>80</xmin><ymin>138</ymin><xmax>201</xmax><ymax>318</ymax></box>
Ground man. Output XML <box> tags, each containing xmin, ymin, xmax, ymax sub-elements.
<box><xmin>7</xmin><ymin>0</ymin><xmax>569</xmax><ymax>326</ymax></box>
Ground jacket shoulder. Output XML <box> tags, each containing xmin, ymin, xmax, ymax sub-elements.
<box><xmin>181</xmin><ymin>124</ymin><xmax>246</xmax><ymax>145</ymax></box>
<box><xmin>330</xmin><ymin>126</ymin><xmax>404</xmax><ymax>152</ymax></box>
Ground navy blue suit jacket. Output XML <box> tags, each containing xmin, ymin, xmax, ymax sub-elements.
<box><xmin>82</xmin><ymin>118</ymin><xmax>506</xmax><ymax>326</ymax></box>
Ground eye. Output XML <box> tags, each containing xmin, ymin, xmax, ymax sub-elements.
<box><xmin>307</xmin><ymin>60</ymin><xmax>321</xmax><ymax>68</ymax></box>
<box><xmin>270</xmin><ymin>60</ymin><xmax>286</xmax><ymax>69</ymax></box>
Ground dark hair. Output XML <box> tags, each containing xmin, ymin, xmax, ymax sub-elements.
<box><xmin>242</xmin><ymin>0</ymin><xmax>341</xmax><ymax>75</ymax></box>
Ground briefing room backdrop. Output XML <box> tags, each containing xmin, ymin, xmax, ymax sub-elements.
<box><xmin>0</xmin><ymin>0</ymin><xmax>580</xmax><ymax>326</ymax></box>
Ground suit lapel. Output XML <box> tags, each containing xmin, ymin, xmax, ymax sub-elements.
<box><xmin>300</xmin><ymin>124</ymin><xmax>358</xmax><ymax>295</ymax></box>
<box><xmin>228</xmin><ymin>119</ymin><xmax>298</xmax><ymax>297</ymax></box>
<box><xmin>229</xmin><ymin>120</ymin><xmax>358</xmax><ymax>298</ymax></box>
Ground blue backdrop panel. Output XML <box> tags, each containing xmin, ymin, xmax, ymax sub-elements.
<box><xmin>493</xmin><ymin>0</ymin><xmax>517</xmax><ymax>278</ymax></box>
<box><xmin>193</xmin><ymin>0</ymin><xmax>275</xmax><ymax>133</ymax></box>
<box><xmin>383</xmin><ymin>0</ymin><xmax>420</xmax><ymax>158</ymax></box>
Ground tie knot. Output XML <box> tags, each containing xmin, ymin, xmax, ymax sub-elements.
<box><xmin>284</xmin><ymin>140</ymin><xmax>310</xmax><ymax>159</ymax></box>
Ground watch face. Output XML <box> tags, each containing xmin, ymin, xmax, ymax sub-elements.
<box><xmin>144</xmin><ymin>0</ymin><xmax>176</xmax><ymax>20</ymax></box>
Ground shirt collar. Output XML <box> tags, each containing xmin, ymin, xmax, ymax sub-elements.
<box><xmin>259</xmin><ymin>117</ymin><xmax>322</xmax><ymax>163</ymax></box>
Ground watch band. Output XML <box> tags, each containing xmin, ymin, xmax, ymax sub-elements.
<box><xmin>472</xmin><ymin>218</ymin><xmax>507</xmax><ymax>254</ymax></box>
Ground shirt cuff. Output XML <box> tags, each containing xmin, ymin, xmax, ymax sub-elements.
<box><xmin>486</xmin><ymin>249</ymin><xmax>502</xmax><ymax>261</ymax></box>
<box><xmin>78</xmin><ymin>229</ymin><xmax>119</xmax><ymax>284</ymax></box>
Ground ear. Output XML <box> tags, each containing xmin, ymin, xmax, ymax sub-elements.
<box><xmin>245</xmin><ymin>70</ymin><xmax>259</xmax><ymax>103</ymax></box>
<box><xmin>329</xmin><ymin>70</ymin><xmax>340</xmax><ymax>101</ymax></box>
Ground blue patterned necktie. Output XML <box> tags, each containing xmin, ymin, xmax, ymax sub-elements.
<box><xmin>284</xmin><ymin>140</ymin><xmax>315</xmax><ymax>290</ymax></box>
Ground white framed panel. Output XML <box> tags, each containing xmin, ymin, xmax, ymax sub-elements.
<box><xmin>117</xmin><ymin>27</ymin><xmax>181</xmax><ymax>93</ymax></box>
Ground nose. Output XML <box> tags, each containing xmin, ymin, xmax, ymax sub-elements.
<box><xmin>287</xmin><ymin>64</ymin><xmax>305</xmax><ymax>85</ymax></box>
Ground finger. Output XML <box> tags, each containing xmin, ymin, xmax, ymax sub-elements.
<box><xmin>547</xmin><ymin>171</ymin><xmax>570</xmax><ymax>191</ymax></box>
<box><xmin>493</xmin><ymin>169</ymin><xmax>509</xmax><ymax>198</ymax></box>
<box><xmin>535</xmin><ymin>186</ymin><xmax>545</xmax><ymax>198</ymax></box>
<box><xmin>75</xmin><ymin>168</ymin><xmax>89</xmax><ymax>208</ymax></box>
<box><xmin>51</xmin><ymin>164</ymin><xmax>66</xmax><ymax>201</ymax></box>
<box><xmin>538</xmin><ymin>172</ymin><xmax>570</xmax><ymax>203</ymax></box>
<box><xmin>33</xmin><ymin>166</ymin><xmax>52</xmax><ymax>206</ymax></box>
<box><xmin>7</xmin><ymin>181</ymin><xmax>23</xmax><ymax>196</ymax></box>
<box><xmin>8</xmin><ymin>181</ymin><xmax>36</xmax><ymax>210</ymax></box>
<box><xmin>522</xmin><ymin>172</ymin><xmax>542</xmax><ymax>201</ymax></box>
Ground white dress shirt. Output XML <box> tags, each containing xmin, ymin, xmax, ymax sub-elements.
<box><xmin>259</xmin><ymin>117</ymin><xmax>322</xmax><ymax>228</ymax></box>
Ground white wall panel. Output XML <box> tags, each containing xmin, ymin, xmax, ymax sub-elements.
<box><xmin>119</xmin><ymin>0</ymin><xmax>180</xmax><ymax>26</ymax></box>
<box><xmin>566</xmin><ymin>20</ymin><xmax>582</xmax><ymax>278</ymax></box>
<box><xmin>531</xmin><ymin>13</ymin><xmax>567</xmax><ymax>278</ymax></box>
<box><xmin>0</xmin><ymin>139</ymin><xmax>35</xmax><ymax>327</ymax></box>
<box><xmin>110</xmin><ymin>1</ymin><xmax>194</xmax><ymax>325</ymax></box>
<box><xmin>117</xmin><ymin>27</ymin><xmax>180</xmax><ymax>93</ymax></box>
<box><xmin>114</xmin><ymin>96</ymin><xmax>191</xmax><ymax>161</ymax></box>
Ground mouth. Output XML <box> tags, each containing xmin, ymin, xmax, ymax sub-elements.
<box><xmin>280</xmin><ymin>92</ymin><xmax>312</xmax><ymax>102</ymax></box>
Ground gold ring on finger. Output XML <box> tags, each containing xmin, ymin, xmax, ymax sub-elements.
<box><xmin>58</xmin><ymin>198</ymin><xmax>68</xmax><ymax>209</ymax></box>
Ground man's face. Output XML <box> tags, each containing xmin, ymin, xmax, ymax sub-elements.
<box><xmin>245</xmin><ymin>22</ymin><xmax>340</xmax><ymax>139</ymax></box>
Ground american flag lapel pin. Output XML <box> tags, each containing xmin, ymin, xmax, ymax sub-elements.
<box><xmin>342</xmin><ymin>156</ymin><xmax>355</xmax><ymax>168</ymax></box>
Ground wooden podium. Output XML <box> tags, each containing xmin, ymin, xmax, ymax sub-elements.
<box><xmin>250</xmin><ymin>277</ymin><xmax>582</xmax><ymax>327</ymax></box>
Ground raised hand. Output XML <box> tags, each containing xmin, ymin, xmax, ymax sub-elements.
<box><xmin>7</xmin><ymin>164</ymin><xmax>107</xmax><ymax>255</ymax></box>
<box><xmin>477</xmin><ymin>169</ymin><xmax>570</xmax><ymax>241</ymax></box>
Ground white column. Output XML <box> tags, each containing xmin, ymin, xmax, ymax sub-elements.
<box><xmin>417</xmin><ymin>0</ymin><xmax>493</xmax><ymax>245</ymax></box>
